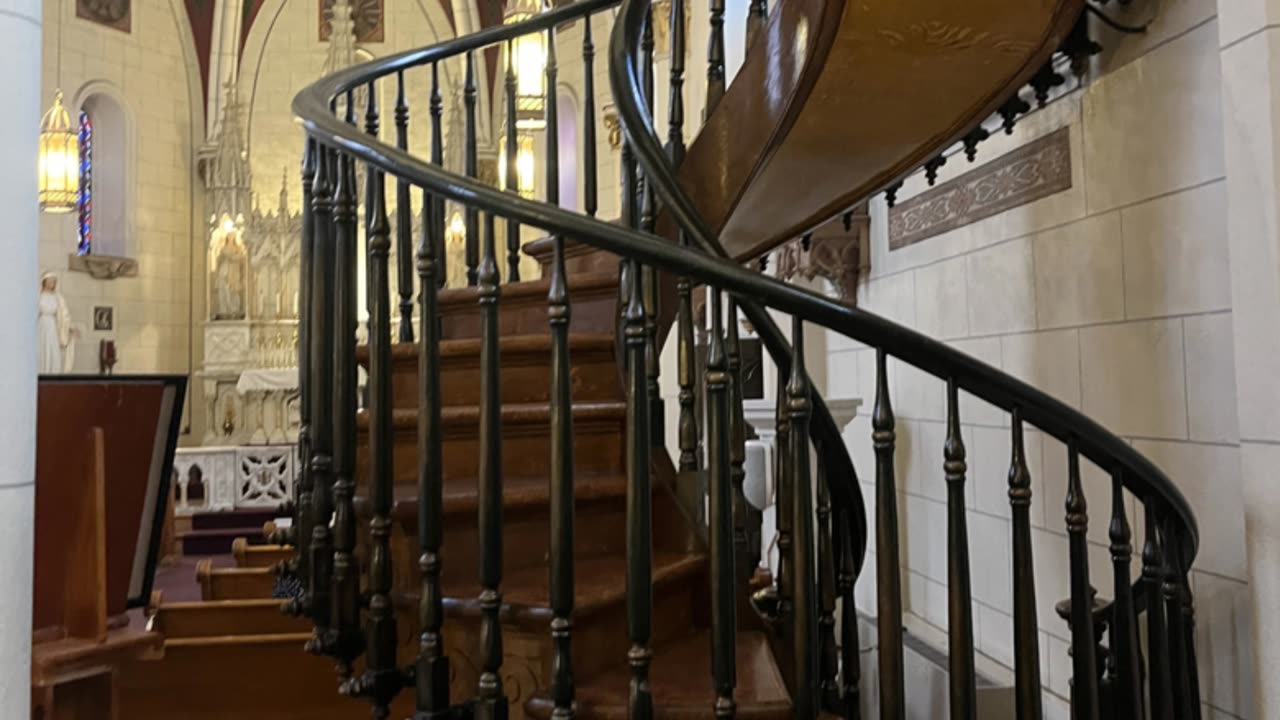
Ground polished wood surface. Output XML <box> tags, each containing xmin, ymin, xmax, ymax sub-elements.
<box><xmin>359</xmin><ymin>334</ymin><xmax>623</xmax><ymax>409</ymax></box>
<box><xmin>231</xmin><ymin>539</ymin><xmax>294</xmax><ymax>569</ymax></box>
<box><xmin>681</xmin><ymin>0</ymin><xmax>1086</xmax><ymax>259</ymax></box>
<box><xmin>196</xmin><ymin>561</ymin><xmax>276</xmax><ymax>601</ymax></box>
<box><xmin>32</xmin><ymin>423</ymin><xmax>164</xmax><ymax>720</ymax></box>
<box><xmin>526</xmin><ymin>631</ymin><xmax>792</xmax><ymax>720</ymax></box>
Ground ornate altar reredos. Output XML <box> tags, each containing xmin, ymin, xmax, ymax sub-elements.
<box><xmin>199</xmin><ymin>77</ymin><xmax>305</xmax><ymax>449</ymax></box>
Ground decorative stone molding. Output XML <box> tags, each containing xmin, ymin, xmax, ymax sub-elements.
<box><xmin>772</xmin><ymin>208</ymin><xmax>867</xmax><ymax>303</ymax></box>
<box><xmin>66</xmin><ymin>253</ymin><xmax>139</xmax><ymax>280</ymax></box>
<box><xmin>889</xmin><ymin>126</ymin><xmax>1072</xmax><ymax>249</ymax></box>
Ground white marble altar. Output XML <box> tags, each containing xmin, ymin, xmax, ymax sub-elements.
<box><xmin>172</xmin><ymin>445</ymin><xmax>299</xmax><ymax>514</ymax></box>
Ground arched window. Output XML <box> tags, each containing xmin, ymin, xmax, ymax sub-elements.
<box><xmin>74</xmin><ymin>91</ymin><xmax>129</xmax><ymax>258</ymax></box>
<box><xmin>556</xmin><ymin>90</ymin><xmax>579</xmax><ymax>211</ymax></box>
<box><xmin>77</xmin><ymin>111</ymin><xmax>93</xmax><ymax>255</ymax></box>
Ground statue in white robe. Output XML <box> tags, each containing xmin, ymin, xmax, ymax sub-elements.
<box><xmin>37</xmin><ymin>273</ymin><xmax>75</xmax><ymax>374</ymax></box>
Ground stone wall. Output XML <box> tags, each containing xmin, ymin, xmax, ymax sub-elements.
<box><xmin>38</xmin><ymin>0</ymin><xmax>201</xmax><ymax>378</ymax></box>
<box><xmin>827</xmin><ymin>3</ymin><xmax>1255</xmax><ymax>717</ymax></box>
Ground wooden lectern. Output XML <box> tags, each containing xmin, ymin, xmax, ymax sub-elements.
<box><xmin>31</xmin><ymin>376</ymin><xmax>186</xmax><ymax>720</ymax></box>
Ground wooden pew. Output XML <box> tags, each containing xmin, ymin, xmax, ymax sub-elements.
<box><xmin>32</xmin><ymin>377</ymin><xmax>185</xmax><ymax>720</ymax></box>
<box><xmin>231</xmin><ymin>538</ymin><xmax>294</xmax><ymax>569</ymax></box>
<box><xmin>148</xmin><ymin>598</ymin><xmax>307</xmax><ymax>638</ymax></box>
<box><xmin>195</xmin><ymin>559</ymin><xmax>276</xmax><ymax>600</ymax></box>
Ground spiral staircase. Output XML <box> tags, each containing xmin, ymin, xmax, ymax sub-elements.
<box><xmin>118</xmin><ymin>0</ymin><xmax>1203</xmax><ymax>718</ymax></box>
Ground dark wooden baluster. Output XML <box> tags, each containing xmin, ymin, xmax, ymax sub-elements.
<box><xmin>669</xmin><ymin>0</ymin><xmax>698</xmax><ymax>472</ymax></box>
<box><xmin>1162</xmin><ymin>519</ymin><xmax>1194</xmax><ymax>720</ymax></box>
<box><xmin>544</xmin><ymin>25</ymin><xmax>577</xmax><ymax>720</ymax></box>
<box><xmin>788</xmin><ymin>316</ymin><xmax>818</xmax><ymax>719</ymax></box>
<box><xmin>364</xmin><ymin>85</ymin><xmax>379</xmax><ymax>216</ymax></box>
<box><xmin>306</xmin><ymin>141</ymin><xmax>336</xmax><ymax>656</ymax></box>
<box><xmin>1107</xmin><ymin>471</ymin><xmax>1143</xmax><ymax>720</ymax></box>
<box><xmin>676</xmin><ymin>273</ymin><xmax>698</xmax><ymax>471</ymax></box>
<box><xmin>746</xmin><ymin>0</ymin><xmax>767</xmax><ymax>45</ymax></box>
<box><xmin>1065</xmin><ymin>443</ymin><xmax>1100</xmax><ymax>720</ymax></box>
<box><xmin>639</xmin><ymin>11</ymin><xmax>661</xmax><ymax>440</ymax></box>
<box><xmin>706</xmin><ymin>0</ymin><xmax>726</xmax><ymax>114</ymax></box>
<box><xmin>287</xmin><ymin>138</ymin><xmax>318</xmax><ymax>617</ymax></box>
<box><xmin>414</xmin><ymin>173</ymin><xmax>449</xmax><ymax>717</ymax></box>
<box><xmin>582</xmin><ymin>14</ymin><xmax>598</xmax><ymax>218</ymax></box>
<box><xmin>624</xmin><ymin>258</ymin><xmax>653</xmax><ymax>720</ymax></box>
<box><xmin>1180</xmin><ymin>566</ymin><xmax>1202</xmax><ymax>720</ymax></box>
<box><xmin>394</xmin><ymin>71</ymin><xmax>414</xmax><ymax>340</ymax></box>
<box><xmin>667</xmin><ymin>0</ymin><xmax>686</xmax><ymax>163</ymax></box>
<box><xmin>464</xmin><ymin>51</ymin><xmax>479</xmax><ymax>285</ymax></box>
<box><xmin>774</xmin><ymin>371</ymin><xmax>792</xmax><ymax>614</ymax></box>
<box><xmin>1143</xmin><ymin>504</ymin><xmax>1173</xmax><ymax>720</ymax></box>
<box><xmin>945</xmin><ymin>379</ymin><xmax>977</xmax><ymax>718</ymax></box>
<box><xmin>429</xmin><ymin>61</ymin><xmax>446</xmax><ymax>288</ymax></box>
<box><xmin>355</xmin><ymin>166</ymin><xmax>402</xmax><ymax>716</ymax></box>
<box><xmin>330</xmin><ymin>149</ymin><xmax>363</xmax><ymax>677</ymax></box>
<box><xmin>1008</xmin><ymin>410</ymin><xmax>1043</xmax><ymax>718</ymax></box>
<box><xmin>872</xmin><ymin>350</ymin><xmax>904</xmax><ymax>719</ymax></box>
<box><xmin>476</xmin><ymin>211</ymin><xmax>507</xmax><ymax>720</ymax></box>
<box><xmin>706</xmin><ymin>288</ymin><xmax>737</xmax><ymax>719</ymax></box>
<box><xmin>816</xmin><ymin>461</ymin><xmax>839</xmax><ymax>710</ymax></box>
<box><xmin>504</xmin><ymin>39</ymin><xmax>521</xmax><ymax>282</ymax></box>
<box><xmin>835</xmin><ymin>506</ymin><xmax>862</xmax><ymax>718</ymax></box>
<box><xmin>726</xmin><ymin>300</ymin><xmax>756</xmax><ymax>579</ymax></box>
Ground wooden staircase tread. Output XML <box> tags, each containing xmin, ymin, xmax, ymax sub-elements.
<box><xmin>436</xmin><ymin>552</ymin><xmax>705</xmax><ymax>623</ymax></box>
<box><xmin>437</xmin><ymin>271</ymin><xmax>619</xmax><ymax>305</ymax></box>
<box><xmin>368</xmin><ymin>333</ymin><xmax>617</xmax><ymax>361</ymax></box>
<box><xmin>362</xmin><ymin>401</ymin><xmax>626</xmax><ymax>429</ymax></box>
<box><xmin>525</xmin><ymin>630</ymin><xmax>791</xmax><ymax>719</ymax></box>
<box><xmin>391</xmin><ymin>474</ymin><xmax>628</xmax><ymax>521</ymax></box>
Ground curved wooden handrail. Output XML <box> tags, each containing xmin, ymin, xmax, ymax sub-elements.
<box><xmin>683</xmin><ymin>0</ymin><xmax>1086</xmax><ymax>260</ymax></box>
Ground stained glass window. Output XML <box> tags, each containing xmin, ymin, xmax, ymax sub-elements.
<box><xmin>76</xmin><ymin>110</ymin><xmax>92</xmax><ymax>256</ymax></box>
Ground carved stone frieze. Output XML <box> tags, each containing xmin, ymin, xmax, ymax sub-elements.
<box><xmin>889</xmin><ymin>126</ymin><xmax>1071</xmax><ymax>250</ymax></box>
<box><xmin>66</xmin><ymin>253</ymin><xmax>139</xmax><ymax>280</ymax></box>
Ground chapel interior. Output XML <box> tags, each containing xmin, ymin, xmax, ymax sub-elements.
<box><xmin>8</xmin><ymin>0</ymin><xmax>1276</xmax><ymax>717</ymax></box>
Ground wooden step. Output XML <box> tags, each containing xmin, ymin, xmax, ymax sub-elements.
<box><xmin>196</xmin><ymin>560</ymin><xmax>275</xmax><ymax>601</ymax></box>
<box><xmin>525</xmin><ymin>631</ymin><xmax>792</xmax><ymax>720</ymax></box>
<box><xmin>438</xmin><ymin>271</ymin><xmax>619</xmax><ymax>340</ymax></box>
<box><xmin>524</xmin><ymin>235</ymin><xmax>620</xmax><ymax>277</ymax></box>
<box><xmin>232</xmin><ymin>539</ymin><xmax>294</xmax><ymax>568</ymax></box>
<box><xmin>149</xmin><ymin>599</ymin><xmax>306</xmax><ymax>638</ymax></box>
<box><xmin>191</xmin><ymin>507</ymin><xmax>280</xmax><ymax>531</ymax></box>
<box><xmin>359</xmin><ymin>401</ymin><xmax>626</xmax><ymax>487</ymax></box>
<box><xmin>361</xmin><ymin>334</ymin><xmax>622</xmax><ymax>411</ymax></box>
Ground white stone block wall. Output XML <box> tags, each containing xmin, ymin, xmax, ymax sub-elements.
<box><xmin>827</xmin><ymin>5</ymin><xmax>1256</xmax><ymax>718</ymax></box>
<box><xmin>38</xmin><ymin>0</ymin><xmax>200</xmax><ymax>378</ymax></box>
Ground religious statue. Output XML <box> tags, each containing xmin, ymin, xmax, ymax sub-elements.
<box><xmin>37</xmin><ymin>273</ymin><xmax>76</xmax><ymax>374</ymax></box>
<box><xmin>210</xmin><ymin>216</ymin><xmax>248</xmax><ymax>320</ymax></box>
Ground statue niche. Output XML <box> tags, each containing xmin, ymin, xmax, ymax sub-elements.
<box><xmin>209</xmin><ymin>215</ymin><xmax>249</xmax><ymax>321</ymax></box>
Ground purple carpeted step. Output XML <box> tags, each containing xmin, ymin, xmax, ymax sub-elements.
<box><xmin>180</xmin><ymin>528</ymin><xmax>269</xmax><ymax>556</ymax></box>
<box><xmin>190</xmin><ymin>508</ymin><xmax>280</xmax><ymax>532</ymax></box>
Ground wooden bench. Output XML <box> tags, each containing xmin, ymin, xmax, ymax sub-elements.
<box><xmin>195</xmin><ymin>559</ymin><xmax>275</xmax><ymax>600</ymax></box>
<box><xmin>231</xmin><ymin>538</ymin><xmax>294</xmax><ymax>569</ymax></box>
<box><xmin>149</xmin><ymin>598</ymin><xmax>306</xmax><ymax>638</ymax></box>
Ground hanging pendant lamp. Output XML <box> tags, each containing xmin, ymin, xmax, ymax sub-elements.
<box><xmin>38</xmin><ymin>91</ymin><xmax>79</xmax><ymax>214</ymax></box>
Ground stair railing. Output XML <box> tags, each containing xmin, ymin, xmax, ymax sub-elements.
<box><xmin>608</xmin><ymin>1</ymin><xmax>1201</xmax><ymax>717</ymax></box>
<box><xmin>287</xmin><ymin>0</ymin><xmax>1201</xmax><ymax>718</ymax></box>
